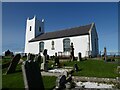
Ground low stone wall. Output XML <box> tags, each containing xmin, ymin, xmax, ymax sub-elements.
<box><xmin>73</xmin><ymin>76</ymin><xmax>117</xmax><ymax>84</ymax></box>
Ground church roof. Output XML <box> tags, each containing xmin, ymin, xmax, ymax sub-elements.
<box><xmin>29</xmin><ymin>23</ymin><xmax>92</xmax><ymax>42</ymax></box>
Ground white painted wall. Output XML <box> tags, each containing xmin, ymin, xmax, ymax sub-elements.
<box><xmin>26</xmin><ymin>35</ymin><xmax>89</xmax><ymax>57</ymax></box>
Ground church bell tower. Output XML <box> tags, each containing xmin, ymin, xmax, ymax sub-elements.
<box><xmin>24</xmin><ymin>16</ymin><xmax>44</xmax><ymax>53</ymax></box>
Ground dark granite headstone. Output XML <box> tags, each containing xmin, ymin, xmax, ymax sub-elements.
<box><xmin>56</xmin><ymin>75</ymin><xmax>67</xmax><ymax>89</ymax></box>
<box><xmin>27</xmin><ymin>53</ymin><xmax>35</xmax><ymax>61</ymax></box>
<box><xmin>103</xmin><ymin>47</ymin><xmax>107</xmax><ymax>61</ymax></box>
<box><xmin>34</xmin><ymin>54</ymin><xmax>41</xmax><ymax>64</ymax></box>
<box><xmin>56</xmin><ymin>74</ymin><xmax>74</xmax><ymax>89</ymax></box>
<box><xmin>73</xmin><ymin>63</ymin><xmax>79</xmax><ymax>72</ymax></box>
<box><xmin>6</xmin><ymin>54</ymin><xmax>21</xmax><ymax>74</ymax></box>
<box><xmin>22</xmin><ymin>60</ymin><xmax>44</xmax><ymax>90</ymax></box>
<box><xmin>54</xmin><ymin>53</ymin><xmax>60</xmax><ymax>67</ymax></box>
<box><xmin>70</xmin><ymin>43</ymin><xmax>75</xmax><ymax>61</ymax></box>
<box><xmin>77</xmin><ymin>52</ymin><xmax>82</xmax><ymax>61</ymax></box>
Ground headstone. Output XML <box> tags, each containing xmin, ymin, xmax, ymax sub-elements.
<box><xmin>55</xmin><ymin>74</ymin><xmax>74</xmax><ymax>89</ymax></box>
<box><xmin>77</xmin><ymin>52</ymin><xmax>82</xmax><ymax>61</ymax></box>
<box><xmin>103</xmin><ymin>47</ymin><xmax>107</xmax><ymax>61</ymax></box>
<box><xmin>27</xmin><ymin>53</ymin><xmax>35</xmax><ymax>61</ymax></box>
<box><xmin>6</xmin><ymin>54</ymin><xmax>21</xmax><ymax>74</ymax></box>
<box><xmin>56</xmin><ymin>75</ymin><xmax>67</xmax><ymax>89</ymax></box>
<box><xmin>70</xmin><ymin>43</ymin><xmax>75</xmax><ymax>61</ymax></box>
<box><xmin>34</xmin><ymin>53</ymin><xmax>41</xmax><ymax>64</ymax></box>
<box><xmin>65</xmin><ymin>74</ymin><xmax>73</xmax><ymax>89</ymax></box>
<box><xmin>41</xmin><ymin>49</ymin><xmax>48</xmax><ymax>71</ymax></box>
<box><xmin>54</xmin><ymin>53</ymin><xmax>60</xmax><ymax>68</ymax></box>
<box><xmin>73</xmin><ymin>63</ymin><xmax>79</xmax><ymax>72</ymax></box>
<box><xmin>22</xmin><ymin>60</ymin><xmax>44</xmax><ymax>89</ymax></box>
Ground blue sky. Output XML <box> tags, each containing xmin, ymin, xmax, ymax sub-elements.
<box><xmin>2</xmin><ymin>2</ymin><xmax>118</xmax><ymax>53</ymax></box>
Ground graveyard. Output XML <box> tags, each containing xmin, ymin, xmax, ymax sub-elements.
<box><xmin>2</xmin><ymin>51</ymin><xmax>120</xmax><ymax>89</ymax></box>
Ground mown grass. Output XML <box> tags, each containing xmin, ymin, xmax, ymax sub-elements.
<box><xmin>2</xmin><ymin>71</ymin><xmax>56</xmax><ymax>89</ymax></box>
<box><xmin>2</xmin><ymin>61</ymin><xmax>56</xmax><ymax>89</ymax></box>
<box><xmin>62</xmin><ymin>60</ymin><xmax>119</xmax><ymax>78</ymax></box>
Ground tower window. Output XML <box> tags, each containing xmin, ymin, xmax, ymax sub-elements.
<box><xmin>39</xmin><ymin>27</ymin><xmax>41</xmax><ymax>32</ymax></box>
<box><xmin>30</xmin><ymin>26</ymin><xmax>32</xmax><ymax>31</ymax></box>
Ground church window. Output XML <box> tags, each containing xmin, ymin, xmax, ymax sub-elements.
<box><xmin>51</xmin><ymin>41</ymin><xmax>55</xmax><ymax>50</ymax></box>
<box><xmin>63</xmin><ymin>38</ymin><xmax>70</xmax><ymax>52</ymax></box>
<box><xmin>30</xmin><ymin>26</ymin><xmax>32</xmax><ymax>31</ymax></box>
<box><xmin>39</xmin><ymin>42</ymin><xmax>44</xmax><ymax>52</ymax></box>
<box><xmin>39</xmin><ymin>27</ymin><xmax>41</xmax><ymax>32</ymax></box>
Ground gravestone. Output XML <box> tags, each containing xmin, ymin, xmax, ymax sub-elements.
<box><xmin>22</xmin><ymin>60</ymin><xmax>44</xmax><ymax>89</ymax></box>
<box><xmin>77</xmin><ymin>52</ymin><xmax>82</xmax><ymax>61</ymax></box>
<box><xmin>56</xmin><ymin>75</ymin><xmax>67</xmax><ymax>89</ymax></box>
<box><xmin>41</xmin><ymin>49</ymin><xmax>48</xmax><ymax>71</ymax></box>
<box><xmin>66</xmin><ymin>74</ymin><xmax>73</xmax><ymax>89</ymax></box>
<box><xmin>27</xmin><ymin>53</ymin><xmax>35</xmax><ymax>61</ymax></box>
<box><xmin>73</xmin><ymin>63</ymin><xmax>79</xmax><ymax>72</ymax></box>
<box><xmin>54</xmin><ymin>53</ymin><xmax>60</xmax><ymax>68</ymax></box>
<box><xmin>34</xmin><ymin>53</ymin><xmax>41</xmax><ymax>64</ymax></box>
<box><xmin>6</xmin><ymin>54</ymin><xmax>21</xmax><ymax>74</ymax></box>
<box><xmin>55</xmin><ymin>74</ymin><xmax>73</xmax><ymax>89</ymax></box>
<box><xmin>70</xmin><ymin>43</ymin><xmax>75</xmax><ymax>61</ymax></box>
<box><xmin>103</xmin><ymin>47</ymin><xmax>107</xmax><ymax>61</ymax></box>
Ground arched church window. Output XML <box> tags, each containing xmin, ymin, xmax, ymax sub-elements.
<box><xmin>39</xmin><ymin>42</ymin><xmax>44</xmax><ymax>52</ymax></box>
<box><xmin>63</xmin><ymin>38</ymin><xmax>70</xmax><ymax>52</ymax></box>
<box><xmin>51</xmin><ymin>41</ymin><xmax>55</xmax><ymax>50</ymax></box>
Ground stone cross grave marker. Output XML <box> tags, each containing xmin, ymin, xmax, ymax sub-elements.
<box><xmin>6</xmin><ymin>54</ymin><xmax>21</xmax><ymax>74</ymax></box>
<box><xmin>22</xmin><ymin>59</ymin><xmax>44</xmax><ymax>89</ymax></box>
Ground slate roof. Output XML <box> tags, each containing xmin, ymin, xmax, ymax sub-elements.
<box><xmin>29</xmin><ymin>23</ymin><xmax>92</xmax><ymax>42</ymax></box>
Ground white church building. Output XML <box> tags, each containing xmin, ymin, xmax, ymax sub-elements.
<box><xmin>24</xmin><ymin>16</ymin><xmax>99</xmax><ymax>57</ymax></box>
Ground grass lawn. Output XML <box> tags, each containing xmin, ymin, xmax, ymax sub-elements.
<box><xmin>62</xmin><ymin>60</ymin><xmax>119</xmax><ymax>78</ymax></box>
<box><xmin>2</xmin><ymin>61</ymin><xmax>56</xmax><ymax>89</ymax></box>
<box><xmin>2</xmin><ymin>71</ymin><xmax>56</xmax><ymax>89</ymax></box>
